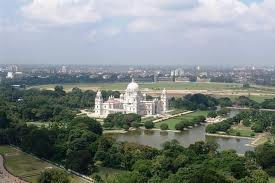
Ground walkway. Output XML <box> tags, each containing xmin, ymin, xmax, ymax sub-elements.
<box><xmin>153</xmin><ymin>111</ymin><xmax>194</xmax><ymax>123</ymax></box>
<box><xmin>227</xmin><ymin>107</ymin><xmax>275</xmax><ymax>112</ymax></box>
<box><xmin>0</xmin><ymin>155</ymin><xmax>27</xmax><ymax>183</ymax></box>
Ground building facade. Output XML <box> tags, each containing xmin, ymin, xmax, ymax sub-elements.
<box><xmin>94</xmin><ymin>79</ymin><xmax>168</xmax><ymax>118</ymax></box>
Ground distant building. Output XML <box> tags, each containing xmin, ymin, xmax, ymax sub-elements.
<box><xmin>175</xmin><ymin>77</ymin><xmax>190</xmax><ymax>82</ymax></box>
<box><xmin>61</xmin><ymin>66</ymin><xmax>67</xmax><ymax>73</ymax></box>
<box><xmin>6</xmin><ymin>72</ymin><xmax>14</xmax><ymax>79</ymax></box>
<box><xmin>93</xmin><ymin>79</ymin><xmax>168</xmax><ymax>118</ymax></box>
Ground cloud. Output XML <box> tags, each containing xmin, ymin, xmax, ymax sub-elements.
<box><xmin>21</xmin><ymin>0</ymin><xmax>101</xmax><ymax>25</ymax></box>
<box><xmin>127</xmin><ymin>19</ymin><xmax>159</xmax><ymax>32</ymax></box>
<box><xmin>18</xmin><ymin>0</ymin><xmax>275</xmax><ymax>33</ymax></box>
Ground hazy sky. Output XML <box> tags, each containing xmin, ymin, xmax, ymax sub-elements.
<box><xmin>1</xmin><ymin>0</ymin><xmax>275</xmax><ymax>66</ymax></box>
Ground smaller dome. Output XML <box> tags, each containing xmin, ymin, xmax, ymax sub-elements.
<box><xmin>126</xmin><ymin>78</ymin><xmax>139</xmax><ymax>91</ymax></box>
<box><xmin>96</xmin><ymin>90</ymin><xmax>102</xmax><ymax>97</ymax></box>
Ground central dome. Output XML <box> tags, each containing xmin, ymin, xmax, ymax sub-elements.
<box><xmin>126</xmin><ymin>78</ymin><xmax>139</xmax><ymax>91</ymax></box>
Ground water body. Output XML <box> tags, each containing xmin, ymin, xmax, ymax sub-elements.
<box><xmin>110</xmin><ymin>125</ymin><xmax>254</xmax><ymax>154</ymax></box>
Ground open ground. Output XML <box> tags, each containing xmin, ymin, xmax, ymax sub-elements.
<box><xmin>29</xmin><ymin>82</ymin><xmax>275</xmax><ymax>101</ymax></box>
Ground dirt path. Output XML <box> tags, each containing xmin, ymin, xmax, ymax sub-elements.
<box><xmin>0</xmin><ymin>155</ymin><xmax>27</xmax><ymax>183</ymax></box>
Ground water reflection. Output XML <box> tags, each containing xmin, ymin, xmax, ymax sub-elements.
<box><xmin>110</xmin><ymin>125</ymin><xmax>254</xmax><ymax>154</ymax></box>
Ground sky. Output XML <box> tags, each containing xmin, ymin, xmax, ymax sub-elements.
<box><xmin>0</xmin><ymin>0</ymin><xmax>275</xmax><ymax>66</ymax></box>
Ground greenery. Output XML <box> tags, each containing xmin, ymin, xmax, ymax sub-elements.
<box><xmin>0</xmin><ymin>146</ymin><xmax>86</xmax><ymax>183</ymax></box>
<box><xmin>169</xmin><ymin>93</ymin><xmax>218</xmax><ymax>111</ymax></box>
<box><xmin>255</xmin><ymin>143</ymin><xmax>275</xmax><ymax>176</ymax></box>
<box><xmin>217</xmin><ymin>107</ymin><xmax>231</xmax><ymax>117</ymax></box>
<box><xmin>38</xmin><ymin>168</ymin><xmax>70</xmax><ymax>183</ymax></box>
<box><xmin>103</xmin><ymin>113</ymin><xmax>141</xmax><ymax>129</ymax></box>
<box><xmin>206</xmin><ymin>118</ymin><xmax>234</xmax><ymax>134</ymax></box>
<box><xmin>144</xmin><ymin>121</ymin><xmax>155</xmax><ymax>129</ymax></box>
<box><xmin>1</xmin><ymin>84</ymin><xmax>275</xmax><ymax>182</ymax></box>
<box><xmin>208</xmin><ymin>111</ymin><xmax>217</xmax><ymax>118</ymax></box>
<box><xmin>155</xmin><ymin>111</ymin><xmax>208</xmax><ymax>130</ymax></box>
<box><xmin>175</xmin><ymin>116</ymin><xmax>206</xmax><ymax>131</ymax></box>
<box><xmin>206</xmin><ymin>109</ymin><xmax>275</xmax><ymax>134</ymax></box>
<box><xmin>160</xmin><ymin>123</ymin><xmax>169</xmax><ymax>130</ymax></box>
<box><xmin>106</xmin><ymin>140</ymin><xmax>269</xmax><ymax>183</ymax></box>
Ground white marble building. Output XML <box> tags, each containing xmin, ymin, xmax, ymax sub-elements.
<box><xmin>94</xmin><ymin>79</ymin><xmax>168</xmax><ymax>118</ymax></box>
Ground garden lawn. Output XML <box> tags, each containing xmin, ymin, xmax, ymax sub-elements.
<box><xmin>229</xmin><ymin>124</ymin><xmax>254</xmax><ymax>137</ymax></box>
<box><xmin>155</xmin><ymin>110</ymin><xmax>209</xmax><ymax>130</ymax></box>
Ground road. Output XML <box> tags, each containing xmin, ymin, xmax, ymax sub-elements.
<box><xmin>0</xmin><ymin>155</ymin><xmax>27</xmax><ymax>183</ymax></box>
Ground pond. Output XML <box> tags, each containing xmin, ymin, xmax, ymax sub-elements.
<box><xmin>109</xmin><ymin>125</ymin><xmax>254</xmax><ymax>154</ymax></box>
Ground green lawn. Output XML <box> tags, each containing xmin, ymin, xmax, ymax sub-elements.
<box><xmin>29</xmin><ymin>82</ymin><xmax>243</xmax><ymax>92</ymax></box>
<box><xmin>248</xmin><ymin>95</ymin><xmax>275</xmax><ymax>103</ymax></box>
<box><xmin>0</xmin><ymin>146</ymin><xmax>89</xmax><ymax>183</ymax></box>
<box><xmin>228</xmin><ymin>124</ymin><xmax>255</xmax><ymax>137</ymax></box>
<box><xmin>270</xmin><ymin>177</ymin><xmax>275</xmax><ymax>183</ymax></box>
<box><xmin>155</xmin><ymin>111</ymin><xmax>208</xmax><ymax>130</ymax></box>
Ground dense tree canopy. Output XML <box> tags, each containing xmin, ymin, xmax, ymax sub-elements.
<box><xmin>38</xmin><ymin>168</ymin><xmax>70</xmax><ymax>183</ymax></box>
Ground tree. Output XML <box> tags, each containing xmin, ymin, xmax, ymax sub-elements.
<box><xmin>217</xmin><ymin>108</ymin><xmax>230</xmax><ymax>117</ymax></box>
<box><xmin>38</xmin><ymin>168</ymin><xmax>70</xmax><ymax>183</ymax></box>
<box><xmin>160</xmin><ymin>123</ymin><xmax>169</xmax><ymax>130</ymax></box>
<box><xmin>208</xmin><ymin>111</ymin><xmax>217</xmax><ymax>118</ymax></box>
<box><xmin>255</xmin><ymin>144</ymin><xmax>275</xmax><ymax>176</ymax></box>
<box><xmin>70</xmin><ymin>117</ymin><xmax>103</xmax><ymax>135</ymax></box>
<box><xmin>0</xmin><ymin>110</ymin><xmax>9</xmax><ymax>129</ymax></box>
<box><xmin>65</xmin><ymin>149</ymin><xmax>92</xmax><ymax>174</ymax></box>
<box><xmin>144</xmin><ymin>121</ymin><xmax>155</xmax><ymax>129</ymax></box>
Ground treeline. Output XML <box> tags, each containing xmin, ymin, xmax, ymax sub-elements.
<box><xmin>169</xmin><ymin>93</ymin><xmax>219</xmax><ymax>111</ymax></box>
<box><xmin>206</xmin><ymin>118</ymin><xmax>235</xmax><ymax>134</ymax></box>
<box><xmin>2</xmin><ymin>73</ymin><xmax>131</xmax><ymax>86</ymax></box>
<box><xmin>103</xmin><ymin>113</ymin><xmax>141</xmax><ymax>130</ymax></box>
<box><xmin>235</xmin><ymin>110</ymin><xmax>275</xmax><ymax>133</ymax></box>
<box><xmin>206</xmin><ymin>109</ymin><xmax>275</xmax><ymax>134</ymax></box>
<box><xmin>175</xmin><ymin>116</ymin><xmax>206</xmax><ymax>131</ymax></box>
<box><xmin>170</xmin><ymin>94</ymin><xmax>275</xmax><ymax>111</ymax></box>
<box><xmin>0</xmin><ymin>113</ymin><xmax>272</xmax><ymax>182</ymax></box>
<box><xmin>0</xmin><ymin>85</ymin><xmax>119</xmax><ymax>122</ymax></box>
<box><xmin>0</xmin><ymin>112</ymin><xmax>157</xmax><ymax>175</ymax></box>
<box><xmin>107</xmin><ymin>140</ymin><xmax>271</xmax><ymax>183</ymax></box>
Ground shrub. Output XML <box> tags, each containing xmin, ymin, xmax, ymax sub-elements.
<box><xmin>208</xmin><ymin>111</ymin><xmax>217</xmax><ymax>118</ymax></box>
<box><xmin>160</xmin><ymin>123</ymin><xmax>169</xmax><ymax>130</ymax></box>
<box><xmin>144</xmin><ymin>121</ymin><xmax>155</xmax><ymax>129</ymax></box>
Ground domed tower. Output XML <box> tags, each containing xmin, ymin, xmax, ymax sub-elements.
<box><xmin>125</xmin><ymin>78</ymin><xmax>140</xmax><ymax>103</ymax></box>
<box><xmin>161</xmin><ymin>88</ymin><xmax>168</xmax><ymax>113</ymax></box>
<box><xmin>95</xmin><ymin>90</ymin><xmax>103</xmax><ymax>116</ymax></box>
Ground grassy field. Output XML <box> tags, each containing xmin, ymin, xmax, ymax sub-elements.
<box><xmin>229</xmin><ymin>125</ymin><xmax>254</xmax><ymax>137</ymax></box>
<box><xmin>247</xmin><ymin>95</ymin><xmax>275</xmax><ymax>103</ymax></box>
<box><xmin>0</xmin><ymin>146</ymin><xmax>89</xmax><ymax>183</ymax></box>
<box><xmin>155</xmin><ymin>110</ymin><xmax>209</xmax><ymax>130</ymax></box>
<box><xmin>270</xmin><ymin>177</ymin><xmax>275</xmax><ymax>183</ymax></box>
<box><xmin>29</xmin><ymin>82</ymin><xmax>243</xmax><ymax>92</ymax></box>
